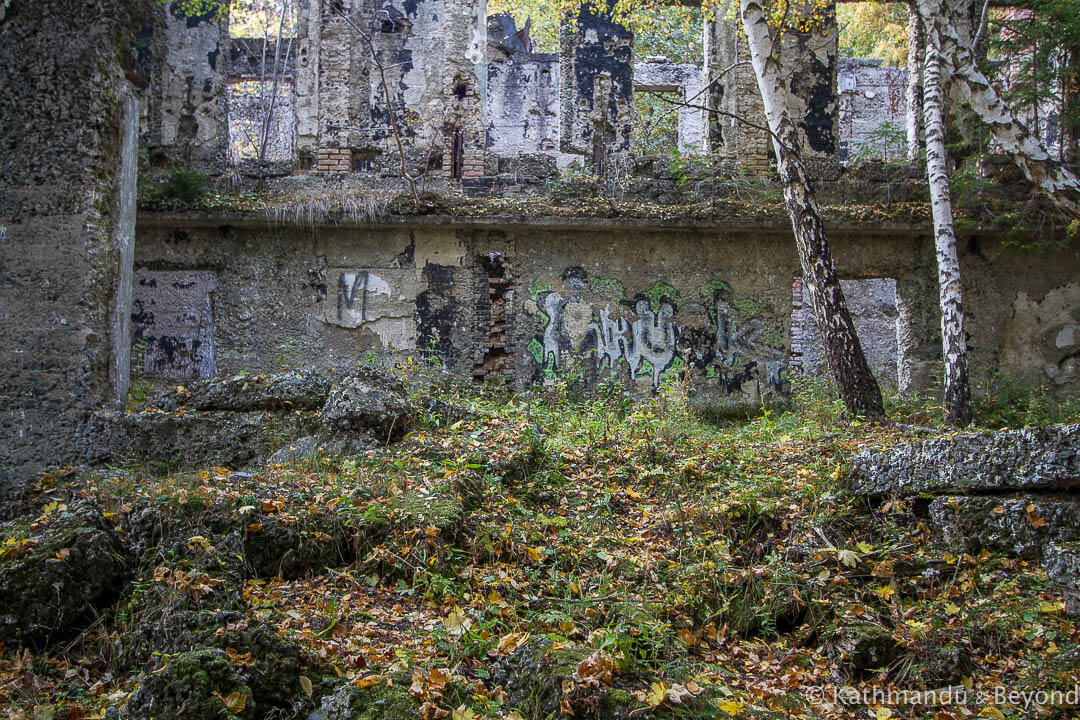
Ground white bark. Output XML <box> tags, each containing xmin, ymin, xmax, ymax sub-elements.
<box><xmin>906</xmin><ymin>2</ymin><xmax>925</xmax><ymax>162</ymax></box>
<box><xmin>920</xmin><ymin>4</ymin><xmax>971</xmax><ymax>425</ymax></box>
<box><xmin>924</xmin><ymin>0</ymin><xmax>1080</xmax><ymax>217</ymax></box>
<box><xmin>740</xmin><ymin>0</ymin><xmax>884</xmax><ymax>418</ymax></box>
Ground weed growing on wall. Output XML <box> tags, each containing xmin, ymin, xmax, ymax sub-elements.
<box><xmin>139</xmin><ymin>167</ymin><xmax>211</xmax><ymax>209</ymax></box>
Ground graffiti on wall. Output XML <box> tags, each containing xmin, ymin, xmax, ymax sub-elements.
<box><xmin>527</xmin><ymin>268</ymin><xmax>785</xmax><ymax>392</ymax></box>
<box><xmin>588</xmin><ymin>300</ymin><xmax>677</xmax><ymax>387</ymax></box>
<box><xmin>337</xmin><ymin>271</ymin><xmax>391</xmax><ymax>324</ymax></box>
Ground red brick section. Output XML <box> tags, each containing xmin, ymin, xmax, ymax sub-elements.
<box><xmin>316</xmin><ymin>148</ymin><xmax>352</xmax><ymax>174</ymax></box>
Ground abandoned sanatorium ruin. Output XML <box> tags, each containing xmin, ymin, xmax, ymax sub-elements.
<box><xmin>1</xmin><ymin>0</ymin><xmax>1078</xmax><ymax>484</ymax></box>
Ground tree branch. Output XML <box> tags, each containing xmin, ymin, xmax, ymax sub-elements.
<box><xmin>324</xmin><ymin>1</ymin><xmax>421</xmax><ymax>208</ymax></box>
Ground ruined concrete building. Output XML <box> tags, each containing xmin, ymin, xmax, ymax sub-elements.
<box><xmin>141</xmin><ymin>0</ymin><xmax>903</xmax><ymax>183</ymax></box>
<box><xmin>2</xmin><ymin>0</ymin><xmax>1077</xmax><ymax>486</ymax></box>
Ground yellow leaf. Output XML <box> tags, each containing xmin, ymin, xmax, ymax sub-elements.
<box><xmin>220</xmin><ymin>690</ymin><xmax>247</xmax><ymax>714</ymax></box>
<box><xmin>715</xmin><ymin>699</ymin><xmax>744</xmax><ymax>715</ymax></box>
<box><xmin>944</xmin><ymin>603</ymin><xmax>960</xmax><ymax>614</ymax></box>
<box><xmin>452</xmin><ymin>706</ymin><xmax>476</xmax><ymax>720</ymax></box>
<box><xmin>837</xmin><ymin>549</ymin><xmax>859</xmax><ymax>568</ymax></box>
<box><xmin>496</xmin><ymin>631</ymin><xmax>530</xmax><ymax>656</ymax></box>
<box><xmin>875</xmin><ymin>585</ymin><xmax>895</xmax><ymax>600</ymax></box>
<box><xmin>353</xmin><ymin>674</ymin><xmax>382</xmax><ymax>688</ymax></box>
<box><xmin>527</xmin><ymin>546</ymin><xmax>544</xmax><ymax>562</ymax></box>
<box><xmin>645</xmin><ymin>681</ymin><xmax>669</xmax><ymax>708</ymax></box>
<box><xmin>443</xmin><ymin>606</ymin><xmax>470</xmax><ymax>636</ymax></box>
<box><xmin>978</xmin><ymin>707</ymin><xmax>1005</xmax><ymax>720</ymax></box>
<box><xmin>875</xmin><ymin>707</ymin><xmax>893</xmax><ymax>719</ymax></box>
<box><xmin>299</xmin><ymin>675</ymin><xmax>313</xmax><ymax>697</ymax></box>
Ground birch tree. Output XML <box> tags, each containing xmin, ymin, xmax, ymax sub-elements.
<box><xmin>917</xmin><ymin>5</ymin><xmax>971</xmax><ymax>425</ymax></box>
<box><xmin>739</xmin><ymin>0</ymin><xmax>885</xmax><ymax>419</ymax></box>
<box><xmin>905</xmin><ymin>1</ymin><xmax>924</xmax><ymax>162</ymax></box>
<box><xmin>925</xmin><ymin>0</ymin><xmax>1080</xmax><ymax>217</ymax></box>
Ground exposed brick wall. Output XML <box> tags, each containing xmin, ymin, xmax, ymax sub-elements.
<box><xmin>473</xmin><ymin>254</ymin><xmax>516</xmax><ymax>382</ymax></box>
<box><xmin>317</xmin><ymin>148</ymin><xmax>353</xmax><ymax>174</ymax></box>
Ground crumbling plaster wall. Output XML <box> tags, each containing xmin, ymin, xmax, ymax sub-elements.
<box><xmin>0</xmin><ymin>0</ymin><xmax>147</xmax><ymax>491</ymax></box>
<box><xmin>295</xmin><ymin>0</ymin><xmax>487</xmax><ymax>177</ymax></box>
<box><xmin>704</xmin><ymin>11</ymin><xmax>839</xmax><ymax>172</ymax></box>
<box><xmin>158</xmin><ymin>0</ymin><xmax>900</xmax><ymax>180</ymax></box>
<box><xmin>132</xmin><ymin>219</ymin><xmax>1080</xmax><ymax>405</ymax></box>
<box><xmin>486</xmin><ymin>54</ymin><xmax>562</xmax><ymax>163</ymax></box>
<box><xmin>144</xmin><ymin>1</ymin><xmax>229</xmax><ymax>172</ymax></box>
<box><xmin>559</xmin><ymin>4</ymin><xmax>634</xmax><ymax>174</ymax></box>
<box><xmin>837</xmin><ymin>58</ymin><xmax>907</xmax><ymax>162</ymax></box>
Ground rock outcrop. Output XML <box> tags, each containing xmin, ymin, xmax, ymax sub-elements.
<box><xmin>852</xmin><ymin>425</ymin><xmax>1080</xmax><ymax>611</ymax></box>
<box><xmin>928</xmin><ymin>495</ymin><xmax>1080</xmax><ymax>558</ymax></box>
<box><xmin>0</xmin><ymin>500</ymin><xmax>128</xmax><ymax>645</ymax></box>
<box><xmin>148</xmin><ymin>371</ymin><xmax>333</xmax><ymax>412</ymax></box>
<box><xmin>93</xmin><ymin>368</ymin><xmax>415</xmax><ymax>470</ymax></box>
<box><xmin>850</xmin><ymin>424</ymin><xmax>1080</xmax><ymax>497</ymax></box>
<box><xmin>320</xmin><ymin>367</ymin><xmax>414</xmax><ymax>441</ymax></box>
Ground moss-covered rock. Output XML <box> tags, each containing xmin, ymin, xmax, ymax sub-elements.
<box><xmin>1043</xmin><ymin>542</ymin><xmax>1080</xmax><ymax>617</ymax></box>
<box><xmin>494</xmin><ymin>637</ymin><xmax>591</xmax><ymax>719</ymax></box>
<box><xmin>119</xmin><ymin>550</ymin><xmax>307</xmax><ymax>717</ymax></box>
<box><xmin>121</xmin><ymin>649</ymin><xmax>255</xmax><ymax>720</ymax></box>
<box><xmin>314</xmin><ymin>681</ymin><xmax>421</xmax><ymax>720</ymax></box>
<box><xmin>0</xmin><ymin>499</ymin><xmax>128</xmax><ymax>645</ymax></box>
<box><xmin>243</xmin><ymin>510</ymin><xmax>354</xmax><ymax>579</ymax></box>
<box><xmin>929</xmin><ymin>494</ymin><xmax>1080</xmax><ymax>558</ymax></box>
<box><xmin>825</xmin><ymin>620</ymin><xmax>901</xmax><ymax>682</ymax></box>
<box><xmin>320</xmin><ymin>368</ymin><xmax>414</xmax><ymax>441</ymax></box>
<box><xmin>148</xmin><ymin>370</ymin><xmax>332</xmax><ymax>412</ymax></box>
<box><xmin>387</xmin><ymin>490</ymin><xmax>465</xmax><ymax>540</ymax></box>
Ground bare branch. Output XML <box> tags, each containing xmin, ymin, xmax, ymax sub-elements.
<box><xmin>639</xmin><ymin>88</ymin><xmax>794</xmax><ymax>154</ymax></box>
<box><xmin>324</xmin><ymin>1</ymin><xmax>421</xmax><ymax>208</ymax></box>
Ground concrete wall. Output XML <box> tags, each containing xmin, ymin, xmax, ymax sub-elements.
<box><xmin>132</xmin><ymin>218</ymin><xmax>1080</xmax><ymax>406</ymax></box>
<box><xmin>136</xmin><ymin>0</ymin><xmax>912</xmax><ymax>182</ymax></box>
<box><xmin>293</xmin><ymin>0</ymin><xmax>486</xmax><ymax>177</ymax></box>
<box><xmin>144</xmin><ymin>1</ymin><xmax>229</xmax><ymax>173</ymax></box>
<box><xmin>704</xmin><ymin>11</ymin><xmax>839</xmax><ymax>173</ymax></box>
<box><xmin>0</xmin><ymin>0</ymin><xmax>146</xmax><ymax>492</ymax></box>
<box><xmin>837</xmin><ymin>58</ymin><xmax>907</xmax><ymax>163</ymax></box>
<box><xmin>791</xmin><ymin>277</ymin><xmax>900</xmax><ymax>389</ymax></box>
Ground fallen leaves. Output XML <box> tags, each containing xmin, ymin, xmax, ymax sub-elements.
<box><xmin>442</xmin><ymin>606</ymin><xmax>471</xmax><ymax>636</ymax></box>
<box><xmin>632</xmin><ymin>680</ymin><xmax>701</xmax><ymax>709</ymax></box>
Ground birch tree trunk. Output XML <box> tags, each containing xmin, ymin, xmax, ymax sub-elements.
<box><xmin>739</xmin><ymin>0</ymin><xmax>885</xmax><ymax>419</ymax></box>
<box><xmin>921</xmin><ymin>7</ymin><xmax>972</xmax><ymax>426</ymax></box>
<box><xmin>923</xmin><ymin>0</ymin><xmax>1080</xmax><ymax>217</ymax></box>
<box><xmin>906</xmin><ymin>2</ymin><xmax>925</xmax><ymax>162</ymax></box>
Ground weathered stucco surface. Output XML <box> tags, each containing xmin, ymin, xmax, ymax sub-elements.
<box><xmin>132</xmin><ymin>216</ymin><xmax>1080</xmax><ymax>409</ymax></box>
<box><xmin>144</xmin><ymin>1</ymin><xmax>229</xmax><ymax>172</ymax></box>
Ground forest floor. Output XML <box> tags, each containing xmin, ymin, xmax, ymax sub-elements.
<box><xmin>2</xmin><ymin>377</ymin><xmax>1079</xmax><ymax>720</ymax></box>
